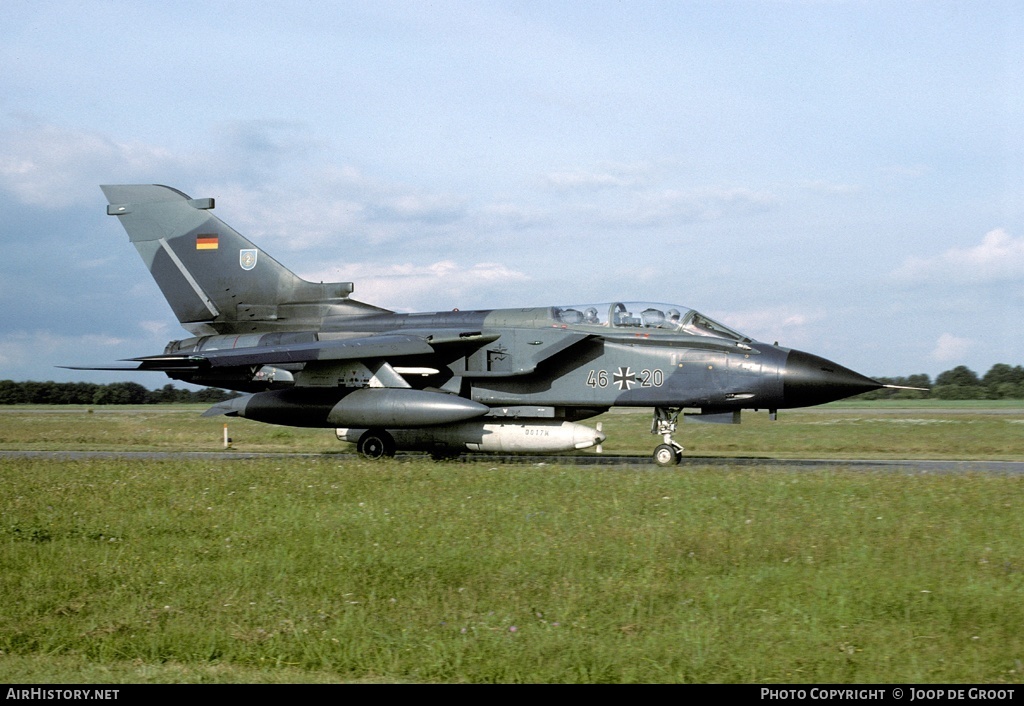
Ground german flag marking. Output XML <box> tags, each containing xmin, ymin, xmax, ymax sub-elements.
<box><xmin>196</xmin><ymin>234</ymin><xmax>219</xmax><ymax>250</ymax></box>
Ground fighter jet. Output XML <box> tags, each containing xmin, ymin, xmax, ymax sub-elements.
<box><xmin>72</xmin><ymin>184</ymin><xmax>890</xmax><ymax>465</ymax></box>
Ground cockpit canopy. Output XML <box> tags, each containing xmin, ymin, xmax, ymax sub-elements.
<box><xmin>553</xmin><ymin>302</ymin><xmax>751</xmax><ymax>343</ymax></box>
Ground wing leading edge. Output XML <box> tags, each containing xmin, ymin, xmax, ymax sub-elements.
<box><xmin>64</xmin><ymin>331</ymin><xmax>508</xmax><ymax>374</ymax></box>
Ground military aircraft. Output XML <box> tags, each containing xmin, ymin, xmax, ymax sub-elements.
<box><xmin>71</xmin><ymin>184</ymin><xmax>894</xmax><ymax>465</ymax></box>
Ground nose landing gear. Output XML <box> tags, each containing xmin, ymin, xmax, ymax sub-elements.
<box><xmin>652</xmin><ymin>407</ymin><xmax>684</xmax><ymax>466</ymax></box>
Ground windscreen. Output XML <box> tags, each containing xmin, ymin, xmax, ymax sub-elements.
<box><xmin>553</xmin><ymin>302</ymin><xmax>750</xmax><ymax>342</ymax></box>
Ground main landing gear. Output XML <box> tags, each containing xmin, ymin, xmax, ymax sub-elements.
<box><xmin>357</xmin><ymin>428</ymin><xmax>396</xmax><ymax>460</ymax></box>
<box><xmin>652</xmin><ymin>407</ymin><xmax>684</xmax><ymax>467</ymax></box>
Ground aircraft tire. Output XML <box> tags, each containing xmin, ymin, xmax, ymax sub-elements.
<box><xmin>653</xmin><ymin>443</ymin><xmax>681</xmax><ymax>467</ymax></box>
<box><xmin>357</xmin><ymin>429</ymin><xmax>396</xmax><ymax>460</ymax></box>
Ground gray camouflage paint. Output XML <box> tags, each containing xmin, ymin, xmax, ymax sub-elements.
<box><xmin>86</xmin><ymin>184</ymin><xmax>882</xmax><ymax>459</ymax></box>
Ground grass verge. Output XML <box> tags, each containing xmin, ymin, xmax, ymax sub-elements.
<box><xmin>1</xmin><ymin>456</ymin><xmax>1022</xmax><ymax>683</ymax></box>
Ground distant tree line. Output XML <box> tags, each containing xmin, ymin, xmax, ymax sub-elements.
<box><xmin>0</xmin><ymin>381</ymin><xmax>241</xmax><ymax>405</ymax></box>
<box><xmin>859</xmin><ymin>364</ymin><xmax>1024</xmax><ymax>400</ymax></box>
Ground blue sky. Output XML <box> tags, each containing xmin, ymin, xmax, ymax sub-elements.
<box><xmin>1</xmin><ymin>1</ymin><xmax>1022</xmax><ymax>386</ymax></box>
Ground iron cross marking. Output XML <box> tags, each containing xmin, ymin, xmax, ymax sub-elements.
<box><xmin>613</xmin><ymin>366</ymin><xmax>636</xmax><ymax>391</ymax></box>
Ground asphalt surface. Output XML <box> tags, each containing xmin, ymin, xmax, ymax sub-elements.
<box><xmin>2</xmin><ymin>450</ymin><xmax>1022</xmax><ymax>474</ymax></box>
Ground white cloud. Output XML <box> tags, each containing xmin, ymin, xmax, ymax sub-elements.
<box><xmin>0</xmin><ymin>120</ymin><xmax>540</xmax><ymax>287</ymax></box>
<box><xmin>576</xmin><ymin>186</ymin><xmax>779</xmax><ymax>229</ymax></box>
<box><xmin>542</xmin><ymin>161</ymin><xmax>778</xmax><ymax>228</ymax></box>
<box><xmin>0</xmin><ymin>121</ymin><xmax>187</xmax><ymax>208</ymax></box>
<box><xmin>139</xmin><ymin>321</ymin><xmax>172</xmax><ymax>338</ymax></box>
<box><xmin>543</xmin><ymin>162</ymin><xmax>654</xmax><ymax>192</ymax></box>
<box><xmin>545</xmin><ymin>170</ymin><xmax>637</xmax><ymax>191</ymax></box>
<box><xmin>891</xmin><ymin>229</ymin><xmax>1024</xmax><ymax>285</ymax></box>
<box><xmin>207</xmin><ymin>184</ymin><xmax>367</xmax><ymax>252</ymax></box>
<box><xmin>205</xmin><ymin>168</ymin><xmax>483</xmax><ymax>255</ymax></box>
<box><xmin>371</xmin><ymin>192</ymin><xmax>466</xmax><ymax>224</ymax></box>
<box><xmin>473</xmin><ymin>202</ymin><xmax>545</xmax><ymax>231</ymax></box>
<box><xmin>715</xmin><ymin>306</ymin><xmax>826</xmax><ymax>346</ymax></box>
<box><xmin>930</xmin><ymin>333</ymin><xmax>975</xmax><ymax>363</ymax></box>
<box><xmin>0</xmin><ymin>331</ymin><xmax>127</xmax><ymax>370</ymax></box>
<box><xmin>301</xmin><ymin>260</ymin><xmax>530</xmax><ymax>311</ymax></box>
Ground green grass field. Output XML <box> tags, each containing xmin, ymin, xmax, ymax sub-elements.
<box><xmin>1</xmin><ymin>403</ymin><xmax>1022</xmax><ymax>683</ymax></box>
<box><xmin>1</xmin><ymin>400</ymin><xmax>1023</xmax><ymax>459</ymax></box>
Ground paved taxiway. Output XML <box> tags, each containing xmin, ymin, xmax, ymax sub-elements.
<box><xmin>2</xmin><ymin>450</ymin><xmax>1022</xmax><ymax>474</ymax></box>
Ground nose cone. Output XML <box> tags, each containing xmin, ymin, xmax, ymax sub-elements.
<box><xmin>782</xmin><ymin>349</ymin><xmax>882</xmax><ymax>408</ymax></box>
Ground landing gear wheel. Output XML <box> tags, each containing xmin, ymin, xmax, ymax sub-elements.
<box><xmin>651</xmin><ymin>407</ymin><xmax>684</xmax><ymax>467</ymax></box>
<box><xmin>357</xmin><ymin>429</ymin><xmax>395</xmax><ymax>460</ymax></box>
<box><xmin>653</xmin><ymin>443</ymin><xmax>682</xmax><ymax>467</ymax></box>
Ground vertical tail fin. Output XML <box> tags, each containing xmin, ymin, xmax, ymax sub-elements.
<box><xmin>101</xmin><ymin>184</ymin><xmax>382</xmax><ymax>334</ymax></box>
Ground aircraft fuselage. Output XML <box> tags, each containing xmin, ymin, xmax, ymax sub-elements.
<box><xmin>167</xmin><ymin>302</ymin><xmax>878</xmax><ymax>418</ymax></box>
<box><xmin>80</xmin><ymin>185</ymin><xmax>885</xmax><ymax>465</ymax></box>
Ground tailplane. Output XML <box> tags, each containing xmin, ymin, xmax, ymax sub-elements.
<box><xmin>101</xmin><ymin>184</ymin><xmax>385</xmax><ymax>335</ymax></box>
